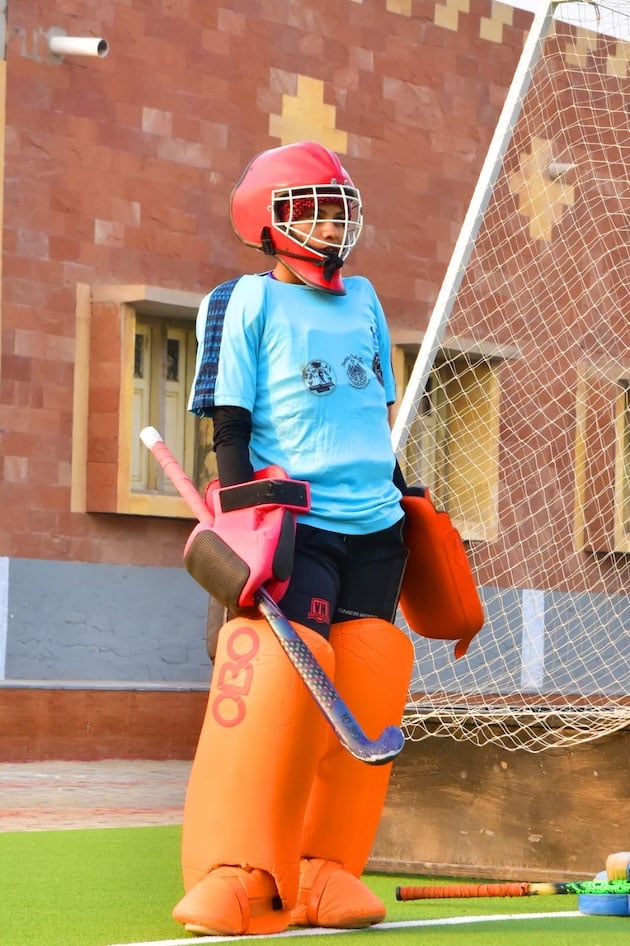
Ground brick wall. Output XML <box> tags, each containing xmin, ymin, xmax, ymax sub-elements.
<box><xmin>0</xmin><ymin>0</ymin><xmax>531</xmax><ymax>566</ymax></box>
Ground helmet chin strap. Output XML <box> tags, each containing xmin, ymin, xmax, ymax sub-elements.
<box><xmin>321</xmin><ymin>249</ymin><xmax>344</xmax><ymax>281</ymax></box>
<box><xmin>260</xmin><ymin>227</ymin><xmax>344</xmax><ymax>283</ymax></box>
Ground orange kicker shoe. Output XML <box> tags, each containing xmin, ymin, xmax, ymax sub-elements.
<box><xmin>290</xmin><ymin>857</ymin><xmax>386</xmax><ymax>929</ymax></box>
<box><xmin>172</xmin><ymin>866</ymin><xmax>290</xmax><ymax>936</ymax></box>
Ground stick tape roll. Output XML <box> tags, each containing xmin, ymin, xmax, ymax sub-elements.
<box><xmin>606</xmin><ymin>852</ymin><xmax>630</xmax><ymax>881</ymax></box>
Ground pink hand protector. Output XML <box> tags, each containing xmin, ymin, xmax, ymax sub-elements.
<box><xmin>184</xmin><ymin>467</ymin><xmax>310</xmax><ymax>609</ymax></box>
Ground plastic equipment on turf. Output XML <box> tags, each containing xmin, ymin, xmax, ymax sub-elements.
<box><xmin>578</xmin><ymin>852</ymin><xmax>630</xmax><ymax>918</ymax></box>
<box><xmin>139</xmin><ymin>426</ymin><xmax>405</xmax><ymax>766</ymax></box>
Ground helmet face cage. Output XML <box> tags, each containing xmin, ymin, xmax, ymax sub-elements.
<box><xmin>271</xmin><ymin>183</ymin><xmax>363</xmax><ymax>263</ymax></box>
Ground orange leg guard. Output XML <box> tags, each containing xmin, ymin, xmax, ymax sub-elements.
<box><xmin>173</xmin><ymin>615</ymin><xmax>334</xmax><ymax>935</ymax></box>
<box><xmin>291</xmin><ymin>619</ymin><xmax>414</xmax><ymax>928</ymax></box>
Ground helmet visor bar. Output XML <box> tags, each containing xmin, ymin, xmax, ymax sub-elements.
<box><xmin>272</xmin><ymin>184</ymin><xmax>363</xmax><ymax>262</ymax></box>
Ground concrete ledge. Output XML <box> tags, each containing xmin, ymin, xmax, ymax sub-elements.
<box><xmin>371</xmin><ymin>727</ymin><xmax>630</xmax><ymax>880</ymax></box>
<box><xmin>4</xmin><ymin>683</ymin><xmax>628</xmax><ymax>883</ymax></box>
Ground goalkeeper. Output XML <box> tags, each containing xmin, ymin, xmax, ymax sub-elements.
<box><xmin>172</xmin><ymin>141</ymin><xmax>413</xmax><ymax>936</ymax></box>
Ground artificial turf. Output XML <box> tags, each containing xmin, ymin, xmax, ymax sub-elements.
<box><xmin>0</xmin><ymin>825</ymin><xmax>627</xmax><ymax>946</ymax></box>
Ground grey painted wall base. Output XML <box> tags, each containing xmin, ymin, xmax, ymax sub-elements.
<box><xmin>1</xmin><ymin>557</ymin><xmax>212</xmax><ymax>684</ymax></box>
<box><xmin>3</xmin><ymin>556</ymin><xmax>628</xmax><ymax>703</ymax></box>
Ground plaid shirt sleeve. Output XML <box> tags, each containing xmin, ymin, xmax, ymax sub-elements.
<box><xmin>189</xmin><ymin>277</ymin><xmax>241</xmax><ymax>416</ymax></box>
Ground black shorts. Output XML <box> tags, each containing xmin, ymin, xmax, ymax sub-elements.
<box><xmin>279</xmin><ymin>518</ymin><xmax>408</xmax><ymax>638</ymax></box>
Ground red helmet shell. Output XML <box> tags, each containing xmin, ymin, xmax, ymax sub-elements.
<box><xmin>230</xmin><ymin>141</ymin><xmax>362</xmax><ymax>294</ymax></box>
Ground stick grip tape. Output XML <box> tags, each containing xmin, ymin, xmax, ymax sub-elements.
<box><xmin>396</xmin><ymin>883</ymin><xmax>529</xmax><ymax>900</ymax></box>
<box><xmin>140</xmin><ymin>427</ymin><xmax>211</xmax><ymax>523</ymax></box>
<box><xmin>396</xmin><ymin>879</ymin><xmax>630</xmax><ymax>900</ymax></box>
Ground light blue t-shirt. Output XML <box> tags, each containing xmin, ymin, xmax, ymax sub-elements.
<box><xmin>190</xmin><ymin>274</ymin><xmax>403</xmax><ymax>535</ymax></box>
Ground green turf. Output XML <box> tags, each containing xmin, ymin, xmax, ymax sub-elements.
<box><xmin>0</xmin><ymin>826</ymin><xmax>183</xmax><ymax>946</ymax></box>
<box><xmin>0</xmin><ymin>826</ymin><xmax>628</xmax><ymax>946</ymax></box>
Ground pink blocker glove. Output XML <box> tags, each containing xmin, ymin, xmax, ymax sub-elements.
<box><xmin>183</xmin><ymin>466</ymin><xmax>310</xmax><ymax>609</ymax></box>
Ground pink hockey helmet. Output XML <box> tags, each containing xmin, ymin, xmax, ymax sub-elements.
<box><xmin>230</xmin><ymin>141</ymin><xmax>363</xmax><ymax>294</ymax></box>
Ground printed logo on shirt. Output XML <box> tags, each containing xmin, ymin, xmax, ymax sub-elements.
<box><xmin>303</xmin><ymin>360</ymin><xmax>336</xmax><ymax>395</ymax></box>
<box><xmin>369</xmin><ymin>320</ymin><xmax>385</xmax><ymax>386</ymax></box>
<box><xmin>372</xmin><ymin>351</ymin><xmax>384</xmax><ymax>386</ymax></box>
<box><xmin>308</xmin><ymin>597</ymin><xmax>331</xmax><ymax>625</ymax></box>
<box><xmin>343</xmin><ymin>354</ymin><xmax>369</xmax><ymax>389</ymax></box>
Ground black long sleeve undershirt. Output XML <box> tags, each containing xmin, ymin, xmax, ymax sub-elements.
<box><xmin>212</xmin><ymin>405</ymin><xmax>254</xmax><ymax>486</ymax></box>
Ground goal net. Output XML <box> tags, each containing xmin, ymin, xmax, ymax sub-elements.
<box><xmin>394</xmin><ymin>0</ymin><xmax>630</xmax><ymax>752</ymax></box>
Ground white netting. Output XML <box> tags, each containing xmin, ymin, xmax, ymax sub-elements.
<box><xmin>396</xmin><ymin>1</ymin><xmax>630</xmax><ymax>752</ymax></box>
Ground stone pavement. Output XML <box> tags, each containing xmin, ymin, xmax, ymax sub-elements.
<box><xmin>0</xmin><ymin>760</ymin><xmax>192</xmax><ymax>831</ymax></box>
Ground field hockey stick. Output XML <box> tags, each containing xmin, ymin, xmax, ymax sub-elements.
<box><xmin>395</xmin><ymin>878</ymin><xmax>630</xmax><ymax>900</ymax></box>
<box><xmin>139</xmin><ymin>427</ymin><xmax>405</xmax><ymax>766</ymax></box>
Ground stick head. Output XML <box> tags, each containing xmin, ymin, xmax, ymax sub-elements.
<box><xmin>351</xmin><ymin>725</ymin><xmax>405</xmax><ymax>766</ymax></box>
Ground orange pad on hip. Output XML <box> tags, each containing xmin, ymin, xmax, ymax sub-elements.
<box><xmin>399</xmin><ymin>492</ymin><xmax>484</xmax><ymax>658</ymax></box>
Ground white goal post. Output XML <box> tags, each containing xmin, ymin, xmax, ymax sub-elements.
<box><xmin>394</xmin><ymin>0</ymin><xmax>630</xmax><ymax>752</ymax></box>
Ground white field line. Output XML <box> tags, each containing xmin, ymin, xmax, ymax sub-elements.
<box><xmin>109</xmin><ymin>911</ymin><xmax>584</xmax><ymax>946</ymax></box>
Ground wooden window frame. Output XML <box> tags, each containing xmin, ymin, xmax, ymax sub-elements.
<box><xmin>77</xmin><ymin>284</ymin><xmax>206</xmax><ymax>519</ymax></box>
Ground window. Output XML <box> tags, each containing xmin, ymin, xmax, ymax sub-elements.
<box><xmin>574</xmin><ymin>364</ymin><xmax>629</xmax><ymax>554</ymax></box>
<box><xmin>131</xmin><ymin>319</ymin><xmax>197</xmax><ymax>494</ymax></box>
<box><xmin>131</xmin><ymin>318</ymin><xmax>218</xmax><ymax>499</ymax></box>
<box><xmin>81</xmin><ymin>285</ymin><xmax>216</xmax><ymax>518</ymax></box>
<box><xmin>393</xmin><ymin>340</ymin><xmax>502</xmax><ymax>542</ymax></box>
